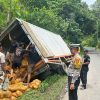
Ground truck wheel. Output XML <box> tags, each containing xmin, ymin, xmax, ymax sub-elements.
<box><xmin>56</xmin><ymin>63</ymin><xmax>67</xmax><ymax>75</ymax></box>
<box><xmin>56</xmin><ymin>65</ymin><xmax>65</xmax><ymax>74</ymax></box>
<box><xmin>61</xmin><ymin>62</ymin><xmax>68</xmax><ymax>75</ymax></box>
<box><xmin>38</xmin><ymin>67</ymin><xmax>51</xmax><ymax>80</ymax></box>
<box><xmin>49</xmin><ymin>63</ymin><xmax>67</xmax><ymax>75</ymax></box>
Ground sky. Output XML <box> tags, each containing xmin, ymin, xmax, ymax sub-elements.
<box><xmin>82</xmin><ymin>0</ymin><xmax>96</xmax><ymax>6</ymax></box>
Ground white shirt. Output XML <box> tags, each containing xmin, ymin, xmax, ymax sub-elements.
<box><xmin>0</xmin><ymin>52</ymin><xmax>5</xmax><ymax>87</ymax></box>
<box><xmin>0</xmin><ymin>52</ymin><xmax>5</xmax><ymax>68</ymax></box>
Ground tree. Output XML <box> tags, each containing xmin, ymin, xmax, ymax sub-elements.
<box><xmin>67</xmin><ymin>19</ymin><xmax>83</xmax><ymax>43</ymax></box>
<box><xmin>92</xmin><ymin>0</ymin><xmax>100</xmax><ymax>37</ymax></box>
<box><xmin>0</xmin><ymin>0</ymin><xmax>99</xmax><ymax>47</ymax></box>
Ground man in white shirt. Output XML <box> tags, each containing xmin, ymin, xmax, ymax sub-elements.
<box><xmin>0</xmin><ymin>44</ymin><xmax>6</xmax><ymax>89</ymax></box>
<box><xmin>0</xmin><ymin>44</ymin><xmax>5</xmax><ymax>74</ymax></box>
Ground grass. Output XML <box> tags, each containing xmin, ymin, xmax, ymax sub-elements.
<box><xmin>18</xmin><ymin>74</ymin><xmax>67</xmax><ymax>100</ymax></box>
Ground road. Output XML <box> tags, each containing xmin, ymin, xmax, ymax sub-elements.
<box><xmin>62</xmin><ymin>53</ymin><xmax>100</xmax><ymax>100</ymax></box>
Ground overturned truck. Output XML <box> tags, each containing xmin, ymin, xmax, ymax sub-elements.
<box><xmin>0</xmin><ymin>18</ymin><xmax>71</xmax><ymax>78</ymax></box>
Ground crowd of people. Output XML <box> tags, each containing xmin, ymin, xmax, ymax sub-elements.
<box><xmin>0</xmin><ymin>34</ymin><xmax>36</xmax><ymax>90</ymax></box>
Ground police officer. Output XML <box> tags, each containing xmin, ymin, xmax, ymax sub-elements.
<box><xmin>80</xmin><ymin>50</ymin><xmax>90</xmax><ymax>89</ymax></box>
<box><xmin>67</xmin><ymin>46</ymin><xmax>82</xmax><ymax>100</ymax></box>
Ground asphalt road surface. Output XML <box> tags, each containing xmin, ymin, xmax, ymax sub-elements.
<box><xmin>62</xmin><ymin>53</ymin><xmax>100</xmax><ymax>100</ymax></box>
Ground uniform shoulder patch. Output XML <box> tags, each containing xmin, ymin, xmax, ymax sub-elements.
<box><xmin>73</xmin><ymin>57</ymin><xmax>82</xmax><ymax>69</ymax></box>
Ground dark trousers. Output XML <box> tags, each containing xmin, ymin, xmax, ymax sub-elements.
<box><xmin>80</xmin><ymin>67</ymin><xmax>88</xmax><ymax>87</ymax></box>
<box><xmin>68</xmin><ymin>76</ymin><xmax>80</xmax><ymax>100</ymax></box>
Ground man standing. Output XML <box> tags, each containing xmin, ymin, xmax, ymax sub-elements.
<box><xmin>67</xmin><ymin>46</ymin><xmax>82</xmax><ymax>100</ymax></box>
<box><xmin>0</xmin><ymin>44</ymin><xmax>5</xmax><ymax>72</ymax></box>
<box><xmin>22</xmin><ymin>43</ymin><xmax>36</xmax><ymax>84</ymax></box>
<box><xmin>12</xmin><ymin>47</ymin><xmax>22</xmax><ymax>69</ymax></box>
<box><xmin>0</xmin><ymin>44</ymin><xmax>6</xmax><ymax>89</ymax></box>
<box><xmin>80</xmin><ymin>50</ymin><xmax>90</xmax><ymax>89</ymax></box>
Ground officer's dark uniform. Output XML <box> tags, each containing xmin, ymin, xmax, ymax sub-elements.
<box><xmin>80</xmin><ymin>54</ymin><xmax>90</xmax><ymax>89</ymax></box>
<box><xmin>68</xmin><ymin>76</ymin><xmax>80</xmax><ymax>100</ymax></box>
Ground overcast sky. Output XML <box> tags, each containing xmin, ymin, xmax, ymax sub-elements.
<box><xmin>82</xmin><ymin>0</ymin><xmax>96</xmax><ymax>6</ymax></box>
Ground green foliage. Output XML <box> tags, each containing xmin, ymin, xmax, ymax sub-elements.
<box><xmin>39</xmin><ymin>74</ymin><xmax>66</xmax><ymax>93</ymax></box>
<box><xmin>0</xmin><ymin>0</ymin><xmax>99</xmax><ymax>46</ymax></box>
<box><xmin>81</xmin><ymin>35</ymin><xmax>97</xmax><ymax>47</ymax></box>
<box><xmin>96</xmin><ymin>41</ymin><xmax>100</xmax><ymax>49</ymax></box>
<box><xmin>67</xmin><ymin>19</ymin><xmax>83</xmax><ymax>43</ymax></box>
<box><xmin>59</xmin><ymin>0</ymin><xmax>96</xmax><ymax>35</ymax></box>
<box><xmin>39</xmin><ymin>82</ymin><xmax>49</xmax><ymax>93</ymax></box>
<box><xmin>0</xmin><ymin>0</ymin><xmax>23</xmax><ymax>30</ymax></box>
<box><xmin>92</xmin><ymin>0</ymin><xmax>100</xmax><ymax>41</ymax></box>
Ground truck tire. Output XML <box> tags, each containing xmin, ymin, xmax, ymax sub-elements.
<box><xmin>61</xmin><ymin>62</ymin><xmax>68</xmax><ymax>75</ymax></box>
<box><xmin>56</xmin><ymin>65</ymin><xmax>65</xmax><ymax>74</ymax></box>
<box><xmin>38</xmin><ymin>67</ymin><xmax>51</xmax><ymax>80</ymax></box>
<box><xmin>49</xmin><ymin>63</ymin><xmax>67</xmax><ymax>75</ymax></box>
